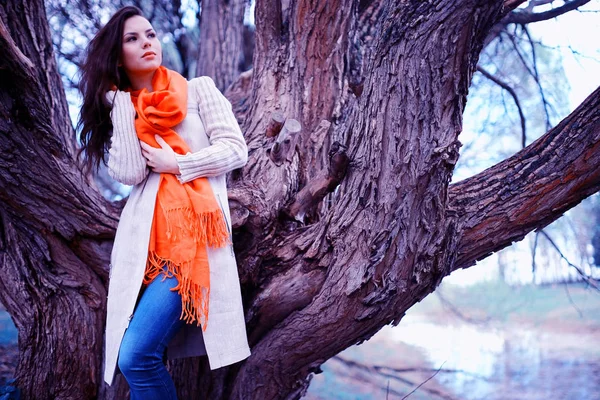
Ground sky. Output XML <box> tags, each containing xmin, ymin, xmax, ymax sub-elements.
<box><xmin>535</xmin><ymin>2</ymin><xmax>600</xmax><ymax>108</ymax></box>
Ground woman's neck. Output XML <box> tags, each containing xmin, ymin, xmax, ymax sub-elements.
<box><xmin>128</xmin><ymin>69</ymin><xmax>157</xmax><ymax>92</ymax></box>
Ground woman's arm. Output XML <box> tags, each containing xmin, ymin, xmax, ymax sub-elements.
<box><xmin>174</xmin><ymin>77</ymin><xmax>248</xmax><ymax>184</ymax></box>
<box><xmin>105</xmin><ymin>91</ymin><xmax>149</xmax><ymax>186</ymax></box>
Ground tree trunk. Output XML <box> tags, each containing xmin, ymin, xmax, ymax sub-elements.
<box><xmin>196</xmin><ymin>0</ymin><xmax>247</xmax><ymax>92</ymax></box>
<box><xmin>0</xmin><ymin>2</ymin><xmax>120</xmax><ymax>398</ymax></box>
<box><xmin>592</xmin><ymin>197</ymin><xmax>600</xmax><ymax>267</ymax></box>
<box><xmin>0</xmin><ymin>0</ymin><xmax>599</xmax><ymax>399</ymax></box>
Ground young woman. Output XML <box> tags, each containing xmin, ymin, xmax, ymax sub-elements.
<box><xmin>77</xmin><ymin>6</ymin><xmax>251</xmax><ymax>398</ymax></box>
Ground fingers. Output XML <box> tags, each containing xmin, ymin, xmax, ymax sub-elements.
<box><xmin>139</xmin><ymin>138</ymin><xmax>172</xmax><ymax>174</ymax></box>
<box><xmin>139</xmin><ymin>141</ymin><xmax>152</xmax><ymax>151</ymax></box>
<box><xmin>140</xmin><ymin>137</ymin><xmax>166</xmax><ymax>151</ymax></box>
<box><xmin>155</xmin><ymin>134</ymin><xmax>170</xmax><ymax>149</ymax></box>
<box><xmin>140</xmin><ymin>142</ymin><xmax>152</xmax><ymax>158</ymax></box>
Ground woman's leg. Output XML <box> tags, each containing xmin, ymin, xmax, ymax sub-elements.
<box><xmin>117</xmin><ymin>268</ymin><xmax>185</xmax><ymax>400</ymax></box>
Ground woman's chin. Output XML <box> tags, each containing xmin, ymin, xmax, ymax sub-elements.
<box><xmin>129</xmin><ymin>63</ymin><xmax>161</xmax><ymax>76</ymax></box>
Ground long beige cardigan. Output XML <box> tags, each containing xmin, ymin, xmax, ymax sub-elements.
<box><xmin>103</xmin><ymin>76</ymin><xmax>251</xmax><ymax>386</ymax></box>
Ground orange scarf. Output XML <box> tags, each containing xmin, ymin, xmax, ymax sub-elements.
<box><xmin>129</xmin><ymin>66</ymin><xmax>230</xmax><ymax>331</ymax></box>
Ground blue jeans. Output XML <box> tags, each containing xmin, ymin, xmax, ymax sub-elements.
<box><xmin>117</xmin><ymin>268</ymin><xmax>185</xmax><ymax>400</ymax></box>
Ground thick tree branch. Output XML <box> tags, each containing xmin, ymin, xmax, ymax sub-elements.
<box><xmin>0</xmin><ymin>1</ymin><xmax>76</xmax><ymax>156</ymax></box>
<box><xmin>450</xmin><ymin>86</ymin><xmax>600</xmax><ymax>271</ymax></box>
<box><xmin>0</xmin><ymin>203</ymin><xmax>108</xmax><ymax>398</ymax></box>
<box><xmin>0</xmin><ymin>2</ymin><xmax>116</xmax><ymax>240</ymax></box>
<box><xmin>233</xmin><ymin>0</ymin><xmax>506</xmax><ymax>397</ymax></box>
<box><xmin>2</xmin><ymin>0</ymin><xmax>597</xmax><ymax>397</ymax></box>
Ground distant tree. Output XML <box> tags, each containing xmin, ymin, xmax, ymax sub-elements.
<box><xmin>0</xmin><ymin>0</ymin><xmax>598</xmax><ymax>399</ymax></box>
<box><xmin>592</xmin><ymin>196</ymin><xmax>600</xmax><ymax>267</ymax></box>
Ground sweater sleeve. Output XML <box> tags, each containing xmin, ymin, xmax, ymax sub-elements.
<box><xmin>174</xmin><ymin>77</ymin><xmax>248</xmax><ymax>184</ymax></box>
<box><xmin>106</xmin><ymin>91</ymin><xmax>149</xmax><ymax>186</ymax></box>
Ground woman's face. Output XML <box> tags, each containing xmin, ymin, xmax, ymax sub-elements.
<box><xmin>120</xmin><ymin>15</ymin><xmax>162</xmax><ymax>79</ymax></box>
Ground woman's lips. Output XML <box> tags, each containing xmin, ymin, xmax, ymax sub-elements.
<box><xmin>142</xmin><ymin>52</ymin><xmax>156</xmax><ymax>59</ymax></box>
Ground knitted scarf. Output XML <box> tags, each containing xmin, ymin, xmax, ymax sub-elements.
<box><xmin>128</xmin><ymin>66</ymin><xmax>230</xmax><ymax>332</ymax></box>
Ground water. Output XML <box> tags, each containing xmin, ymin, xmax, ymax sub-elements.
<box><xmin>307</xmin><ymin>314</ymin><xmax>600</xmax><ymax>400</ymax></box>
<box><xmin>354</xmin><ymin>316</ymin><xmax>600</xmax><ymax>399</ymax></box>
<box><xmin>0</xmin><ymin>311</ymin><xmax>17</xmax><ymax>346</ymax></box>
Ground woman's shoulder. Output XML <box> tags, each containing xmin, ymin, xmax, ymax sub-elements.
<box><xmin>183</xmin><ymin>77</ymin><xmax>215</xmax><ymax>110</ymax></box>
<box><xmin>187</xmin><ymin>76</ymin><xmax>218</xmax><ymax>96</ymax></box>
<box><xmin>187</xmin><ymin>76</ymin><xmax>232</xmax><ymax>112</ymax></box>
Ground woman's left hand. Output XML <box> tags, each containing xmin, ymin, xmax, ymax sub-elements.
<box><xmin>140</xmin><ymin>135</ymin><xmax>181</xmax><ymax>175</ymax></box>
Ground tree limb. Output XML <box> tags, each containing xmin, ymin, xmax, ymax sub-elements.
<box><xmin>450</xmin><ymin>86</ymin><xmax>600</xmax><ymax>272</ymax></box>
<box><xmin>0</xmin><ymin>18</ymin><xmax>33</xmax><ymax>72</ymax></box>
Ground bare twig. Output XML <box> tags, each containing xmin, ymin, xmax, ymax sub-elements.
<box><xmin>334</xmin><ymin>356</ymin><xmax>490</xmax><ymax>379</ymax></box>
<box><xmin>521</xmin><ymin>25</ymin><xmax>552</xmax><ymax>131</ymax></box>
<box><xmin>539</xmin><ymin>230</ymin><xmax>600</xmax><ymax>291</ymax></box>
<box><xmin>332</xmin><ymin>356</ymin><xmax>465</xmax><ymax>400</ymax></box>
<box><xmin>503</xmin><ymin>27</ymin><xmax>555</xmax><ymax>133</ymax></box>
<box><xmin>505</xmin><ymin>0</ymin><xmax>592</xmax><ymax>24</ymax></box>
<box><xmin>502</xmin><ymin>0</ymin><xmax>529</xmax><ymax>17</ymax></box>
<box><xmin>436</xmin><ymin>288</ymin><xmax>493</xmax><ymax>325</ymax></box>
<box><xmin>386</xmin><ymin>379</ymin><xmax>390</xmax><ymax>400</ymax></box>
<box><xmin>532</xmin><ymin>231</ymin><xmax>539</xmax><ymax>277</ymax></box>
<box><xmin>477</xmin><ymin>66</ymin><xmax>527</xmax><ymax>148</ymax></box>
<box><xmin>562</xmin><ymin>281</ymin><xmax>584</xmax><ymax>318</ymax></box>
<box><xmin>401</xmin><ymin>361</ymin><xmax>447</xmax><ymax>400</ymax></box>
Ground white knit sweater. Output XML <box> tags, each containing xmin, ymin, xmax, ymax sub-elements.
<box><xmin>106</xmin><ymin>76</ymin><xmax>247</xmax><ymax>186</ymax></box>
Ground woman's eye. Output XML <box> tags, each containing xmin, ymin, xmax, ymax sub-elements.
<box><xmin>127</xmin><ymin>36</ymin><xmax>136</xmax><ymax>42</ymax></box>
<box><xmin>148</xmin><ymin>33</ymin><xmax>156</xmax><ymax>38</ymax></box>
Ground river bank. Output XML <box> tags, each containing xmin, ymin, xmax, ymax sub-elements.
<box><xmin>306</xmin><ymin>279</ymin><xmax>600</xmax><ymax>399</ymax></box>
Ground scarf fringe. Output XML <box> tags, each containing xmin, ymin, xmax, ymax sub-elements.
<box><xmin>144</xmin><ymin>251</ymin><xmax>210</xmax><ymax>331</ymax></box>
<box><xmin>160</xmin><ymin>204</ymin><xmax>231</xmax><ymax>248</ymax></box>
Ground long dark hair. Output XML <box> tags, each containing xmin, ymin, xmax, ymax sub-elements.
<box><xmin>76</xmin><ymin>6</ymin><xmax>144</xmax><ymax>175</ymax></box>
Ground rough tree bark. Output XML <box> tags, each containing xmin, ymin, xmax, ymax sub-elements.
<box><xmin>0</xmin><ymin>0</ymin><xmax>599</xmax><ymax>399</ymax></box>
<box><xmin>0</xmin><ymin>2</ymin><xmax>120</xmax><ymax>398</ymax></box>
<box><xmin>196</xmin><ymin>0</ymin><xmax>248</xmax><ymax>92</ymax></box>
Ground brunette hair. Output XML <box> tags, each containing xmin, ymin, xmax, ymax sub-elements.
<box><xmin>76</xmin><ymin>6</ymin><xmax>144</xmax><ymax>175</ymax></box>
